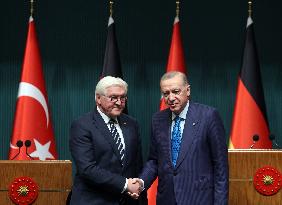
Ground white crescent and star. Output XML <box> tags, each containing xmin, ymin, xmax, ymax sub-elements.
<box><xmin>30</xmin><ymin>139</ymin><xmax>54</xmax><ymax>160</ymax></box>
<box><xmin>17</xmin><ymin>82</ymin><xmax>49</xmax><ymax>126</ymax></box>
<box><xmin>10</xmin><ymin>82</ymin><xmax>51</xmax><ymax>155</ymax></box>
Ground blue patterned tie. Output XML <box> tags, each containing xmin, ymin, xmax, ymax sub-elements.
<box><xmin>171</xmin><ymin>116</ymin><xmax>182</xmax><ymax>167</ymax></box>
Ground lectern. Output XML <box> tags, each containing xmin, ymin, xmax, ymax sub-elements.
<box><xmin>229</xmin><ymin>149</ymin><xmax>282</xmax><ymax>204</ymax></box>
<box><xmin>0</xmin><ymin>160</ymin><xmax>72</xmax><ymax>205</ymax></box>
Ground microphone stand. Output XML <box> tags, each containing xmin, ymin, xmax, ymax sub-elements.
<box><xmin>25</xmin><ymin>140</ymin><xmax>34</xmax><ymax>160</ymax></box>
<box><xmin>11</xmin><ymin>140</ymin><xmax>24</xmax><ymax>160</ymax></box>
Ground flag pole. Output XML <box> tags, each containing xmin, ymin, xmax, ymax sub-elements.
<box><xmin>109</xmin><ymin>1</ymin><xmax>114</xmax><ymax>17</ymax></box>
<box><xmin>248</xmin><ymin>1</ymin><xmax>252</xmax><ymax>17</ymax></box>
<box><xmin>30</xmin><ymin>0</ymin><xmax>34</xmax><ymax>17</ymax></box>
<box><xmin>176</xmin><ymin>1</ymin><xmax>180</xmax><ymax>18</ymax></box>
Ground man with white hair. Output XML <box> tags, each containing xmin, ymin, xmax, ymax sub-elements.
<box><xmin>69</xmin><ymin>76</ymin><xmax>146</xmax><ymax>205</ymax></box>
<box><xmin>131</xmin><ymin>71</ymin><xmax>228</xmax><ymax>205</ymax></box>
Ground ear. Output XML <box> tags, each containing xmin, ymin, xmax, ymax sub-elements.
<box><xmin>96</xmin><ymin>94</ymin><xmax>101</xmax><ymax>105</ymax></box>
<box><xmin>187</xmin><ymin>85</ymin><xmax>191</xmax><ymax>97</ymax></box>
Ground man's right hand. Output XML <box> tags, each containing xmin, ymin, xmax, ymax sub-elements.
<box><xmin>126</xmin><ymin>178</ymin><xmax>143</xmax><ymax>199</ymax></box>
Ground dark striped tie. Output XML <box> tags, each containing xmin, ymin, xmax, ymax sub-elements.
<box><xmin>109</xmin><ymin>119</ymin><xmax>125</xmax><ymax>165</ymax></box>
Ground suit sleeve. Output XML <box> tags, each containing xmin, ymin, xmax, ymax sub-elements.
<box><xmin>139</xmin><ymin>118</ymin><xmax>158</xmax><ymax>190</ymax></box>
<box><xmin>134</xmin><ymin>122</ymin><xmax>148</xmax><ymax>205</ymax></box>
<box><xmin>69</xmin><ymin>120</ymin><xmax>126</xmax><ymax>194</ymax></box>
<box><xmin>207</xmin><ymin>109</ymin><xmax>229</xmax><ymax>205</ymax></box>
<box><xmin>135</xmin><ymin>122</ymin><xmax>144</xmax><ymax>174</ymax></box>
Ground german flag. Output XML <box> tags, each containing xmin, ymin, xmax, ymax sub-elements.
<box><xmin>229</xmin><ymin>17</ymin><xmax>271</xmax><ymax>149</ymax></box>
<box><xmin>102</xmin><ymin>16</ymin><xmax>123</xmax><ymax>78</ymax></box>
<box><xmin>101</xmin><ymin>15</ymin><xmax>128</xmax><ymax>114</ymax></box>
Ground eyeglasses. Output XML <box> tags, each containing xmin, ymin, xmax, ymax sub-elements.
<box><xmin>103</xmin><ymin>95</ymin><xmax>127</xmax><ymax>103</ymax></box>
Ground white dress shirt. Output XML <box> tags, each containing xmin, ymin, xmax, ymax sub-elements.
<box><xmin>171</xmin><ymin>100</ymin><xmax>189</xmax><ymax>139</ymax></box>
<box><xmin>97</xmin><ymin>106</ymin><xmax>126</xmax><ymax>152</ymax></box>
<box><xmin>96</xmin><ymin>106</ymin><xmax>127</xmax><ymax>193</ymax></box>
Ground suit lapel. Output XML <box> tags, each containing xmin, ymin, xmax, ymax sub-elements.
<box><xmin>158</xmin><ymin>110</ymin><xmax>174</xmax><ymax>169</ymax></box>
<box><xmin>175</xmin><ymin>102</ymin><xmax>199</xmax><ymax>169</ymax></box>
<box><xmin>92</xmin><ymin>110</ymin><xmax>123</xmax><ymax>165</ymax></box>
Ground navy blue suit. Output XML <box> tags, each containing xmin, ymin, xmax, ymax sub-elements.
<box><xmin>140</xmin><ymin>102</ymin><xmax>228</xmax><ymax>205</ymax></box>
<box><xmin>69</xmin><ymin>109</ymin><xmax>147</xmax><ymax>205</ymax></box>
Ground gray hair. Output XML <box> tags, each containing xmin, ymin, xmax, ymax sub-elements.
<box><xmin>95</xmin><ymin>76</ymin><xmax>128</xmax><ymax>96</ymax></box>
<box><xmin>160</xmin><ymin>71</ymin><xmax>189</xmax><ymax>86</ymax></box>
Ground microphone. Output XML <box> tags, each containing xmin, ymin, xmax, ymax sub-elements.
<box><xmin>25</xmin><ymin>140</ymin><xmax>34</xmax><ymax>160</ymax></box>
<box><xmin>250</xmin><ymin>134</ymin><xmax>260</xmax><ymax>149</ymax></box>
<box><xmin>11</xmin><ymin>140</ymin><xmax>24</xmax><ymax>160</ymax></box>
<box><xmin>269</xmin><ymin>134</ymin><xmax>280</xmax><ymax>148</ymax></box>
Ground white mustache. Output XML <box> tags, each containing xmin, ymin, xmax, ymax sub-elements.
<box><xmin>167</xmin><ymin>100</ymin><xmax>176</xmax><ymax>105</ymax></box>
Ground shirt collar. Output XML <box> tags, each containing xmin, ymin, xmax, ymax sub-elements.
<box><xmin>172</xmin><ymin>100</ymin><xmax>189</xmax><ymax>121</ymax></box>
<box><xmin>96</xmin><ymin>106</ymin><xmax>117</xmax><ymax>124</ymax></box>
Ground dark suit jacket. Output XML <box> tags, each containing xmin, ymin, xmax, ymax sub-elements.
<box><xmin>140</xmin><ymin>102</ymin><xmax>228</xmax><ymax>205</ymax></box>
<box><xmin>69</xmin><ymin>109</ymin><xmax>147</xmax><ymax>205</ymax></box>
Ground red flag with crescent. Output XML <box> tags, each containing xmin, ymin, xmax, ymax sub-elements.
<box><xmin>149</xmin><ymin>16</ymin><xmax>187</xmax><ymax>205</ymax></box>
<box><xmin>9</xmin><ymin>17</ymin><xmax>58</xmax><ymax>160</ymax></box>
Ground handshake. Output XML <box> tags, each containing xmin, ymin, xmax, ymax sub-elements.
<box><xmin>126</xmin><ymin>178</ymin><xmax>144</xmax><ymax>199</ymax></box>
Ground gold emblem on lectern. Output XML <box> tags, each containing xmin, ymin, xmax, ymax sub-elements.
<box><xmin>263</xmin><ymin>175</ymin><xmax>274</xmax><ymax>185</ymax></box>
<box><xmin>17</xmin><ymin>185</ymin><xmax>29</xmax><ymax>196</ymax></box>
<box><xmin>253</xmin><ymin>166</ymin><xmax>282</xmax><ymax>196</ymax></box>
<box><xmin>8</xmin><ymin>176</ymin><xmax>39</xmax><ymax>205</ymax></box>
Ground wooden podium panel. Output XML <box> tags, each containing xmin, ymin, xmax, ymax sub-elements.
<box><xmin>229</xmin><ymin>150</ymin><xmax>282</xmax><ymax>205</ymax></box>
<box><xmin>0</xmin><ymin>160</ymin><xmax>72</xmax><ymax>205</ymax></box>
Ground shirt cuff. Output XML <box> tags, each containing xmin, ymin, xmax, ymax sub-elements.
<box><xmin>139</xmin><ymin>179</ymin><xmax>145</xmax><ymax>191</ymax></box>
<box><xmin>122</xmin><ymin>178</ymin><xmax>128</xmax><ymax>193</ymax></box>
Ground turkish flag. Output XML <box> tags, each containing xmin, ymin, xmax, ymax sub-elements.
<box><xmin>9</xmin><ymin>17</ymin><xmax>58</xmax><ymax>160</ymax></box>
<box><xmin>149</xmin><ymin>16</ymin><xmax>187</xmax><ymax>205</ymax></box>
<box><xmin>159</xmin><ymin>16</ymin><xmax>187</xmax><ymax>111</ymax></box>
<box><xmin>229</xmin><ymin>17</ymin><xmax>271</xmax><ymax>149</ymax></box>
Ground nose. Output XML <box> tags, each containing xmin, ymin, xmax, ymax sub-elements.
<box><xmin>168</xmin><ymin>94</ymin><xmax>176</xmax><ymax>101</ymax></box>
<box><xmin>115</xmin><ymin>98</ymin><xmax>122</xmax><ymax>105</ymax></box>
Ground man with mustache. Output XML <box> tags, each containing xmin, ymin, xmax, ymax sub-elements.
<box><xmin>132</xmin><ymin>71</ymin><xmax>228</xmax><ymax>205</ymax></box>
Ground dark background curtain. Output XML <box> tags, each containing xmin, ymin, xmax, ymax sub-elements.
<box><xmin>0</xmin><ymin>0</ymin><xmax>281</xmax><ymax>160</ymax></box>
